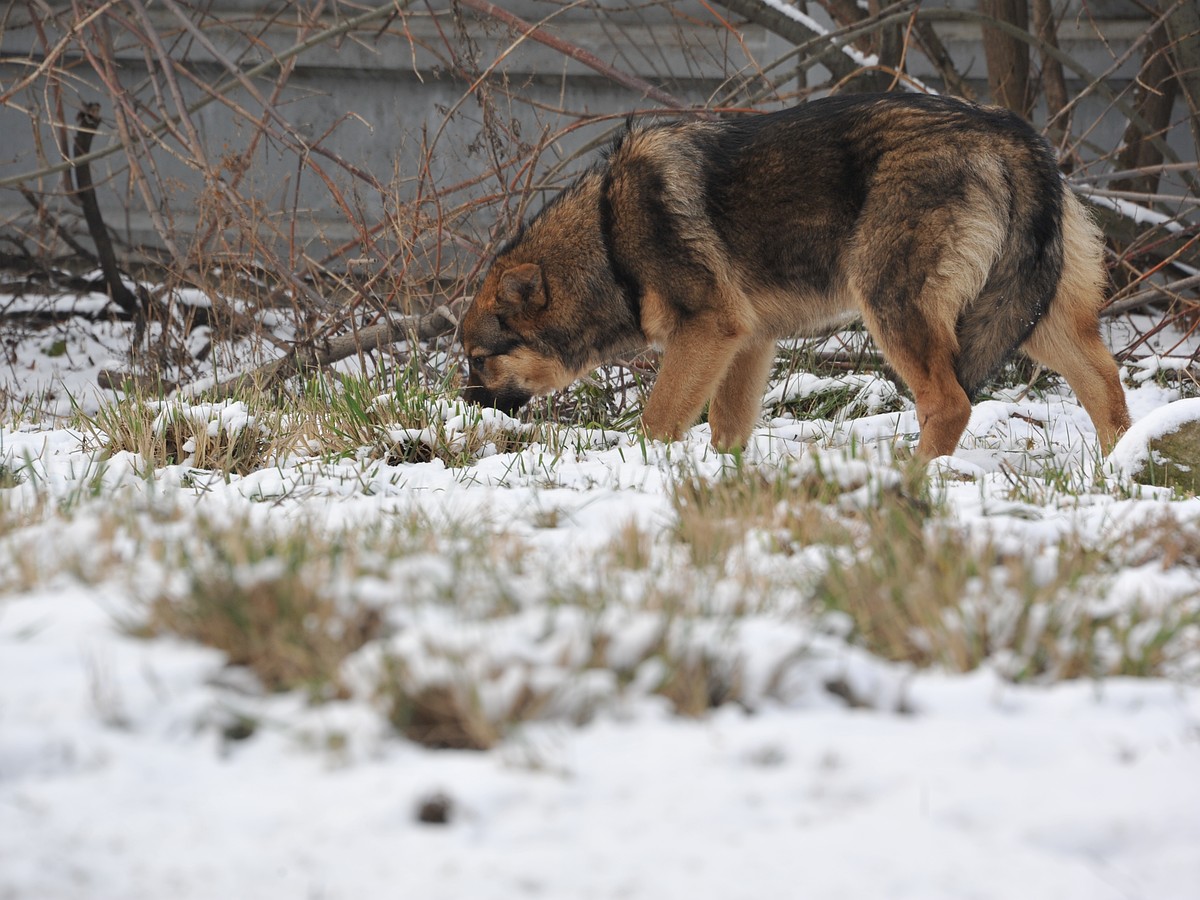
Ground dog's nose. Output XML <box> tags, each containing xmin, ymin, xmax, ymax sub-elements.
<box><xmin>461</xmin><ymin>383</ymin><xmax>531</xmax><ymax>416</ymax></box>
<box><xmin>461</xmin><ymin>382</ymin><xmax>492</xmax><ymax>407</ymax></box>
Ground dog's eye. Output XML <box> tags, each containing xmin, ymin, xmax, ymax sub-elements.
<box><xmin>467</xmin><ymin>336</ymin><xmax>520</xmax><ymax>369</ymax></box>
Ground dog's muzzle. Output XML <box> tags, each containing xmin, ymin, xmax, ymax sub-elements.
<box><xmin>462</xmin><ymin>380</ymin><xmax>533</xmax><ymax>416</ymax></box>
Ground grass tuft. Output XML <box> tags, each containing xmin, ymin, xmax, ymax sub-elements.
<box><xmin>671</xmin><ymin>460</ymin><xmax>869</xmax><ymax>569</ymax></box>
<box><xmin>381</xmin><ymin>673</ymin><xmax>506</xmax><ymax>751</ymax></box>
<box><xmin>814</xmin><ymin>499</ymin><xmax>1200</xmax><ymax>680</ymax></box>
<box><xmin>138</xmin><ymin>516</ymin><xmax>383</xmax><ymax>697</ymax></box>
<box><xmin>656</xmin><ymin>645</ymin><xmax>743</xmax><ymax>717</ymax></box>
<box><xmin>89</xmin><ymin>396</ymin><xmax>285</xmax><ymax>475</ymax></box>
<box><xmin>295</xmin><ymin>370</ymin><xmax>560</xmax><ymax>468</ymax></box>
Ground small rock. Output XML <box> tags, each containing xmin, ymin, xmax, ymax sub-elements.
<box><xmin>415</xmin><ymin>791</ymin><xmax>454</xmax><ymax>825</ymax></box>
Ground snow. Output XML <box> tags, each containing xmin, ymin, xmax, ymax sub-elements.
<box><xmin>3</xmin><ymin>312</ymin><xmax>1200</xmax><ymax>898</ymax></box>
<box><xmin>1109</xmin><ymin>397</ymin><xmax>1200</xmax><ymax>477</ymax></box>
<box><xmin>2</xmin><ymin>594</ymin><xmax>1198</xmax><ymax>900</ymax></box>
<box><xmin>1081</xmin><ymin>193</ymin><xmax>1188</xmax><ymax>233</ymax></box>
<box><xmin>757</xmin><ymin>0</ymin><xmax>880</xmax><ymax>69</ymax></box>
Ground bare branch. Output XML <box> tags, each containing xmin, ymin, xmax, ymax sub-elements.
<box><xmin>187</xmin><ymin>303</ymin><xmax>464</xmax><ymax>401</ymax></box>
<box><xmin>1104</xmin><ymin>275</ymin><xmax>1200</xmax><ymax>317</ymax></box>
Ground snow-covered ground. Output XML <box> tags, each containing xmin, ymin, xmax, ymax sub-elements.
<box><xmin>2</xmin><ymin>298</ymin><xmax>1199</xmax><ymax>899</ymax></box>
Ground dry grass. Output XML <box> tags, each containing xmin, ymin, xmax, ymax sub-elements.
<box><xmin>815</xmin><ymin>496</ymin><xmax>988</xmax><ymax>670</ymax></box>
<box><xmin>655</xmin><ymin>645</ymin><xmax>743</xmax><ymax>717</ymax></box>
<box><xmin>606</xmin><ymin>520</ymin><xmax>654</xmax><ymax>571</ymax></box>
<box><xmin>671</xmin><ymin>465</ymin><xmax>854</xmax><ymax>569</ymax></box>
<box><xmin>138</xmin><ymin>516</ymin><xmax>383</xmax><ymax>698</ymax></box>
<box><xmin>84</xmin><ymin>367</ymin><xmax>579</xmax><ymax>478</ymax></box>
<box><xmin>89</xmin><ymin>396</ymin><xmax>287</xmax><ymax>476</ymax></box>
<box><xmin>377</xmin><ymin>659</ymin><xmax>550</xmax><ymax>751</ymax></box>
<box><xmin>814</xmin><ymin>499</ymin><xmax>1200</xmax><ymax>681</ymax></box>
<box><xmin>8</xmin><ymin>383</ymin><xmax>1197</xmax><ymax>755</ymax></box>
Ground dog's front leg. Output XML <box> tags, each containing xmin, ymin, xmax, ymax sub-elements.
<box><xmin>708</xmin><ymin>337</ymin><xmax>777</xmax><ymax>451</ymax></box>
<box><xmin>640</xmin><ymin>313</ymin><xmax>745</xmax><ymax>443</ymax></box>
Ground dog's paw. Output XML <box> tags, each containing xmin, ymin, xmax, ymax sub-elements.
<box><xmin>639</xmin><ymin>412</ymin><xmax>683</xmax><ymax>444</ymax></box>
<box><xmin>708</xmin><ymin>431</ymin><xmax>747</xmax><ymax>455</ymax></box>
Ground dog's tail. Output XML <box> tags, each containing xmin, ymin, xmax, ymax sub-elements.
<box><xmin>953</xmin><ymin>160</ymin><xmax>1066</xmax><ymax>397</ymax></box>
<box><xmin>1048</xmin><ymin>187</ymin><xmax>1108</xmax><ymax>331</ymax></box>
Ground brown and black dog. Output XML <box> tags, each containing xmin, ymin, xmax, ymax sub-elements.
<box><xmin>461</xmin><ymin>93</ymin><xmax>1130</xmax><ymax>459</ymax></box>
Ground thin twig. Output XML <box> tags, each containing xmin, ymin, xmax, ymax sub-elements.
<box><xmin>1071</xmin><ymin>162</ymin><xmax>1200</xmax><ymax>185</ymax></box>
<box><xmin>457</xmin><ymin>0</ymin><xmax>699</xmax><ymax>113</ymax></box>
<box><xmin>1076</xmin><ymin>186</ymin><xmax>1200</xmax><ymax>206</ymax></box>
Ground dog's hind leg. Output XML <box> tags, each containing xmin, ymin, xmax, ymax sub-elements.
<box><xmin>707</xmin><ymin>337</ymin><xmax>777</xmax><ymax>451</ymax></box>
<box><xmin>1019</xmin><ymin>293</ymin><xmax>1131</xmax><ymax>452</ymax></box>
<box><xmin>1019</xmin><ymin>193</ymin><xmax>1131</xmax><ymax>452</ymax></box>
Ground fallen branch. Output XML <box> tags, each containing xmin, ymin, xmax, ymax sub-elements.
<box><xmin>174</xmin><ymin>302</ymin><xmax>464</xmax><ymax>401</ymax></box>
<box><xmin>1076</xmin><ymin>186</ymin><xmax>1200</xmax><ymax>206</ymax></box>
<box><xmin>1073</xmin><ymin>162</ymin><xmax>1200</xmax><ymax>185</ymax></box>
<box><xmin>97</xmin><ymin>369</ymin><xmax>179</xmax><ymax>395</ymax></box>
<box><xmin>1103</xmin><ymin>274</ymin><xmax>1200</xmax><ymax>317</ymax></box>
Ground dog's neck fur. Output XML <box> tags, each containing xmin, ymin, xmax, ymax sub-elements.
<box><xmin>507</xmin><ymin>170</ymin><xmax>646</xmax><ymax>372</ymax></box>
<box><xmin>597</xmin><ymin>173</ymin><xmax>644</xmax><ymax>337</ymax></box>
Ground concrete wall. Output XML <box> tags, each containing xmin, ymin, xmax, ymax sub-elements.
<box><xmin>0</xmin><ymin>1</ymin><xmax>1190</xmax><ymax>268</ymax></box>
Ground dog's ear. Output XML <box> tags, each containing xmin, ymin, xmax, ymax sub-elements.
<box><xmin>496</xmin><ymin>263</ymin><xmax>546</xmax><ymax>316</ymax></box>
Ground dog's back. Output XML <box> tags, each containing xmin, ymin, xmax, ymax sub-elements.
<box><xmin>609</xmin><ymin>94</ymin><xmax>1068</xmax><ymax>394</ymax></box>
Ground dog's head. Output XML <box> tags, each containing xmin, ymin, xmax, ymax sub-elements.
<box><xmin>460</xmin><ymin>261</ymin><xmax>578</xmax><ymax>415</ymax></box>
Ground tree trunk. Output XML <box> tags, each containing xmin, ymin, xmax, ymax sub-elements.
<box><xmin>1164</xmin><ymin>0</ymin><xmax>1200</xmax><ymax>158</ymax></box>
<box><xmin>1112</xmin><ymin>10</ymin><xmax>1178</xmax><ymax>196</ymax></box>
<box><xmin>1031</xmin><ymin>0</ymin><xmax>1068</xmax><ymax>152</ymax></box>
<box><xmin>979</xmin><ymin>0</ymin><xmax>1032</xmax><ymax>116</ymax></box>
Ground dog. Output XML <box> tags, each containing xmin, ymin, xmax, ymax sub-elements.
<box><xmin>460</xmin><ymin>92</ymin><xmax>1131</xmax><ymax>459</ymax></box>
